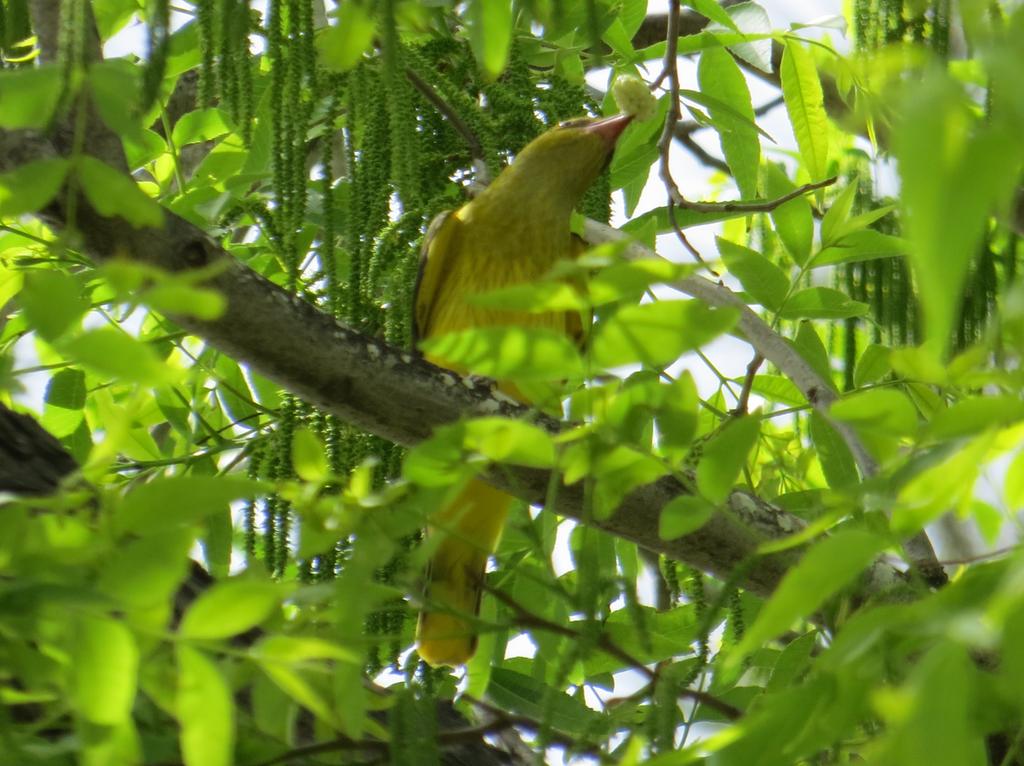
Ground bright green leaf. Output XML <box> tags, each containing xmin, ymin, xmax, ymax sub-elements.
<box><xmin>781</xmin><ymin>39</ymin><xmax>829</xmax><ymax>182</ymax></box>
<box><xmin>45</xmin><ymin>368</ymin><xmax>87</xmax><ymax>410</ymax></box>
<box><xmin>73</xmin><ymin>616</ymin><xmax>139</xmax><ymax>725</ymax></box>
<box><xmin>831</xmin><ymin>388</ymin><xmax>918</xmax><ymax>437</ymax></box>
<box><xmin>926</xmin><ymin>396</ymin><xmax>1024</xmax><ymax>441</ymax></box>
<box><xmin>18</xmin><ymin>270</ymin><xmax>89</xmax><ymax>341</ymax></box>
<box><xmin>659</xmin><ymin>495</ymin><xmax>715</xmax><ymax>539</ymax></box>
<box><xmin>732</xmin><ymin>530</ymin><xmax>886</xmax><ymax>663</ymax></box>
<box><xmin>592</xmin><ymin>300</ymin><xmax>739</xmax><ymax>368</ymax></box>
<box><xmin>467</xmin><ymin>0</ymin><xmax>512</xmax><ymax>80</ymax></box>
<box><xmin>488</xmin><ymin>668</ymin><xmax>601</xmax><ymax>732</ymax></box>
<box><xmin>317</xmin><ymin>2</ymin><xmax>377</xmax><ymax>72</ymax></box>
<box><xmin>116</xmin><ymin>475</ymin><xmax>262</xmax><ymax>535</ymax></box>
<box><xmin>809</xmin><ymin>412</ymin><xmax>858</xmax><ymax>489</ymax></box>
<box><xmin>697</xmin><ymin>47</ymin><xmax>760</xmax><ymax>197</ymax></box>
<box><xmin>793</xmin><ymin>321</ymin><xmax>834</xmax><ymax>387</ymax></box>
<box><xmin>180</xmin><ymin>579</ymin><xmax>283</xmax><ymax>640</ymax></box>
<box><xmin>0</xmin><ymin>67</ymin><xmax>63</xmax><ymax>129</ymax></box>
<box><xmin>1005</xmin><ymin>450</ymin><xmax>1024</xmax><ymax>509</ymax></box>
<box><xmin>819</xmin><ymin>180</ymin><xmax>858</xmax><ymax>248</ymax></box>
<box><xmin>894</xmin><ymin>72</ymin><xmax>1021</xmax><ymax>357</ymax></box>
<box><xmin>686</xmin><ymin>0</ymin><xmax>739</xmax><ymax>30</ymax></box>
<box><xmin>61</xmin><ymin>328</ymin><xmax>178</xmax><ymax>385</ymax></box>
<box><xmin>764</xmin><ymin>162</ymin><xmax>813</xmax><ymax>265</ymax></box>
<box><xmin>97</xmin><ymin>528</ymin><xmax>195</xmax><ymax>608</ymax></box>
<box><xmin>76</xmin><ymin>156</ymin><xmax>164</xmax><ymax>228</ymax></box>
<box><xmin>0</xmin><ymin>158</ymin><xmax>69</xmax><ymax>217</ymax></box>
<box><xmin>696</xmin><ymin>414</ymin><xmax>760</xmax><ymax>502</ymax></box>
<box><xmin>853</xmin><ymin>343</ymin><xmax>892</xmax><ymax>387</ymax></box>
<box><xmin>814</xmin><ymin>229</ymin><xmax>910</xmax><ymax>268</ymax></box>
<box><xmin>718</xmin><ymin>237</ymin><xmax>790</xmax><ymax>311</ymax></box>
<box><xmin>421</xmin><ymin>326</ymin><xmax>584</xmax><ymax>381</ymax></box>
<box><xmin>292</xmin><ymin>427</ymin><xmax>330</xmax><ymax>482</ymax></box>
<box><xmin>177</xmin><ymin>646</ymin><xmax>234</xmax><ymax>766</ymax></box>
<box><xmin>463</xmin><ymin>417</ymin><xmax>556</xmax><ymax>468</ymax></box>
<box><xmin>779</xmin><ymin>287</ymin><xmax>868</xmax><ymax>320</ymax></box>
<box><xmin>171</xmin><ymin>108</ymin><xmax>233</xmax><ymax>147</ymax></box>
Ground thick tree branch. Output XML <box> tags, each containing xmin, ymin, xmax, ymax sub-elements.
<box><xmin>0</xmin><ymin>122</ymin><xmax>915</xmax><ymax>600</ymax></box>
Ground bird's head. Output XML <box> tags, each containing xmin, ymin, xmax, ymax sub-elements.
<box><xmin>485</xmin><ymin>113</ymin><xmax>633</xmax><ymax>213</ymax></box>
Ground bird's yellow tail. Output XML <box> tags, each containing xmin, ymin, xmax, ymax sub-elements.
<box><xmin>417</xmin><ymin>479</ymin><xmax>512</xmax><ymax>667</ymax></box>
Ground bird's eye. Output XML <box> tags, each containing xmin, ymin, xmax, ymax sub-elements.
<box><xmin>558</xmin><ymin>118</ymin><xmax>590</xmax><ymax>129</ymax></box>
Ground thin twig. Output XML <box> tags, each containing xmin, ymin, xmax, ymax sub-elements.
<box><xmin>487</xmin><ymin>584</ymin><xmax>742</xmax><ymax>720</ymax></box>
<box><xmin>655</xmin><ymin>0</ymin><xmax>712</xmax><ymax>271</ymax></box>
<box><xmin>733</xmin><ymin>352</ymin><xmax>765</xmax><ymax>415</ymax></box>
<box><xmin>676</xmin><ymin>129</ymin><xmax>731</xmax><ymax>175</ymax></box>
<box><xmin>404</xmin><ymin>66</ymin><xmax>491</xmax><ymax>188</ymax></box>
<box><xmin>463</xmin><ymin>695</ymin><xmax>613</xmax><ymax>763</ymax></box>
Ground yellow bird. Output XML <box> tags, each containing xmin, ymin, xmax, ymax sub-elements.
<box><xmin>413</xmin><ymin>112</ymin><xmax>633</xmax><ymax>666</ymax></box>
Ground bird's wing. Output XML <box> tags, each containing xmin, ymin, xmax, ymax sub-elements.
<box><xmin>412</xmin><ymin>210</ymin><xmax>462</xmax><ymax>345</ymax></box>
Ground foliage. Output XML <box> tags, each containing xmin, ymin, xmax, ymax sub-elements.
<box><xmin>1</xmin><ymin>0</ymin><xmax>1024</xmax><ymax>764</ymax></box>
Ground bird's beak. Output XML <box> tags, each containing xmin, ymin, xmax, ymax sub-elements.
<box><xmin>584</xmin><ymin>113</ymin><xmax>634</xmax><ymax>148</ymax></box>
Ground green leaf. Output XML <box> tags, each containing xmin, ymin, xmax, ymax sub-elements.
<box><xmin>593</xmin><ymin>445</ymin><xmax>668</xmax><ymax>519</ymax></box>
<box><xmin>831</xmin><ymin>388</ymin><xmax>918</xmax><ymax>437</ymax></box>
<box><xmin>467</xmin><ymin>0</ymin><xmax>512</xmax><ymax>80</ymax></box>
<box><xmin>0</xmin><ymin>66</ymin><xmax>63</xmax><ymax>129</ymax></box>
<box><xmin>809</xmin><ymin>412</ymin><xmax>858</xmax><ymax>489</ymax></box>
<box><xmin>814</xmin><ymin>228</ymin><xmax>910</xmax><ymax>268</ymax></box>
<box><xmin>0</xmin><ymin>158</ymin><xmax>69</xmax><ymax>217</ymax></box>
<box><xmin>721</xmin><ymin>2</ymin><xmax>773</xmax><ymax>72</ymax></box>
<box><xmin>292</xmin><ymin>427</ymin><xmax>329</xmax><ymax>482</ymax></box>
<box><xmin>894</xmin><ymin>72</ymin><xmax>1021</xmax><ymax>358</ymax></box>
<box><xmin>696</xmin><ymin>414</ymin><xmax>760</xmax><ymax>502</ymax></box>
<box><xmin>179</xmin><ymin>579</ymin><xmax>283</xmax><ymax>640</ymax></box>
<box><xmin>171</xmin><ymin>108</ymin><xmax>232</xmax><ymax>146</ymax></box>
<box><xmin>731</xmin><ymin>530</ymin><xmax>885</xmax><ymax>663</ymax></box>
<box><xmin>587</xmin><ymin>257</ymin><xmax>696</xmax><ymax>306</ymax></box>
<box><xmin>467</xmin><ymin>280</ymin><xmax>587</xmax><ymax>313</ymax></box>
<box><xmin>1005</xmin><ymin>450</ymin><xmax>1024</xmax><ymax>509</ymax></box>
<box><xmin>793</xmin><ymin>321</ymin><xmax>833</xmax><ymax>387</ymax></box>
<box><xmin>97</xmin><ymin>528</ymin><xmax>195</xmax><ymax>608</ymax></box>
<box><xmin>780</xmin><ymin>39</ymin><xmax>829</xmax><ymax>182</ymax></box>
<box><xmin>764</xmin><ymin>162</ymin><xmax>813</xmax><ymax>265</ymax></box>
<box><xmin>61</xmin><ymin>327</ymin><xmax>178</xmax><ymax>385</ymax></box>
<box><xmin>177</xmin><ymin>646</ymin><xmax>234</xmax><ymax>766</ymax></box>
<box><xmin>144</xmin><ymin>281</ymin><xmax>226</xmax><ymax>320</ymax></box>
<box><xmin>488</xmin><ymin>668</ymin><xmax>601</xmax><ymax>732</ymax></box>
<box><xmin>697</xmin><ymin>47</ymin><xmax>760</xmax><ymax>198</ymax></box>
<box><xmin>116</xmin><ymin>476</ymin><xmax>262</xmax><ymax>535</ymax></box>
<box><xmin>256</xmin><ymin>635</ymin><xmax>359</xmax><ymax>663</ymax></box>
<box><xmin>463</xmin><ymin>417</ymin><xmax>555</xmax><ymax>468</ymax></box>
<box><xmin>591</xmin><ymin>300</ymin><xmax>739</xmax><ymax>368</ymax></box>
<box><xmin>18</xmin><ymin>270</ymin><xmax>89</xmax><ymax>341</ymax></box>
<box><xmin>779</xmin><ymin>287</ymin><xmax>868</xmax><ymax>320</ymax></box>
<box><xmin>76</xmin><ymin>156</ymin><xmax>164</xmax><ymax>228</ymax></box>
<box><xmin>926</xmin><ymin>396</ymin><xmax>1024</xmax><ymax>440</ymax></box>
<box><xmin>749</xmin><ymin>374</ymin><xmax>805</xmax><ymax>406</ymax></box>
<box><xmin>853</xmin><ymin>343</ymin><xmax>892</xmax><ymax>387</ymax></box>
<box><xmin>92</xmin><ymin>0</ymin><xmax>138</xmax><ymax>39</ymax></box>
<box><xmin>819</xmin><ymin>180</ymin><xmax>858</xmax><ymax>248</ymax></box>
<box><xmin>659</xmin><ymin>495</ymin><xmax>715</xmax><ymax>539</ymax></box>
<box><xmin>586</xmin><ymin>605</ymin><xmax>700</xmax><ymax>675</ymax></box>
<box><xmin>73</xmin><ymin>616</ymin><xmax>139</xmax><ymax>725</ymax></box>
<box><xmin>874</xmin><ymin>643</ymin><xmax>987</xmax><ymax>766</ymax></box>
<box><xmin>45</xmin><ymin>368</ymin><xmax>86</xmax><ymax>410</ymax></box>
<box><xmin>422</xmin><ymin>326</ymin><xmax>583</xmax><ymax>381</ymax></box>
<box><xmin>685</xmin><ymin>0</ymin><xmax>740</xmax><ymax>30</ymax></box>
<box><xmin>717</xmin><ymin>237</ymin><xmax>789</xmax><ymax>311</ymax></box>
<box><xmin>316</xmin><ymin>2</ymin><xmax>377</xmax><ymax>72</ymax></box>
